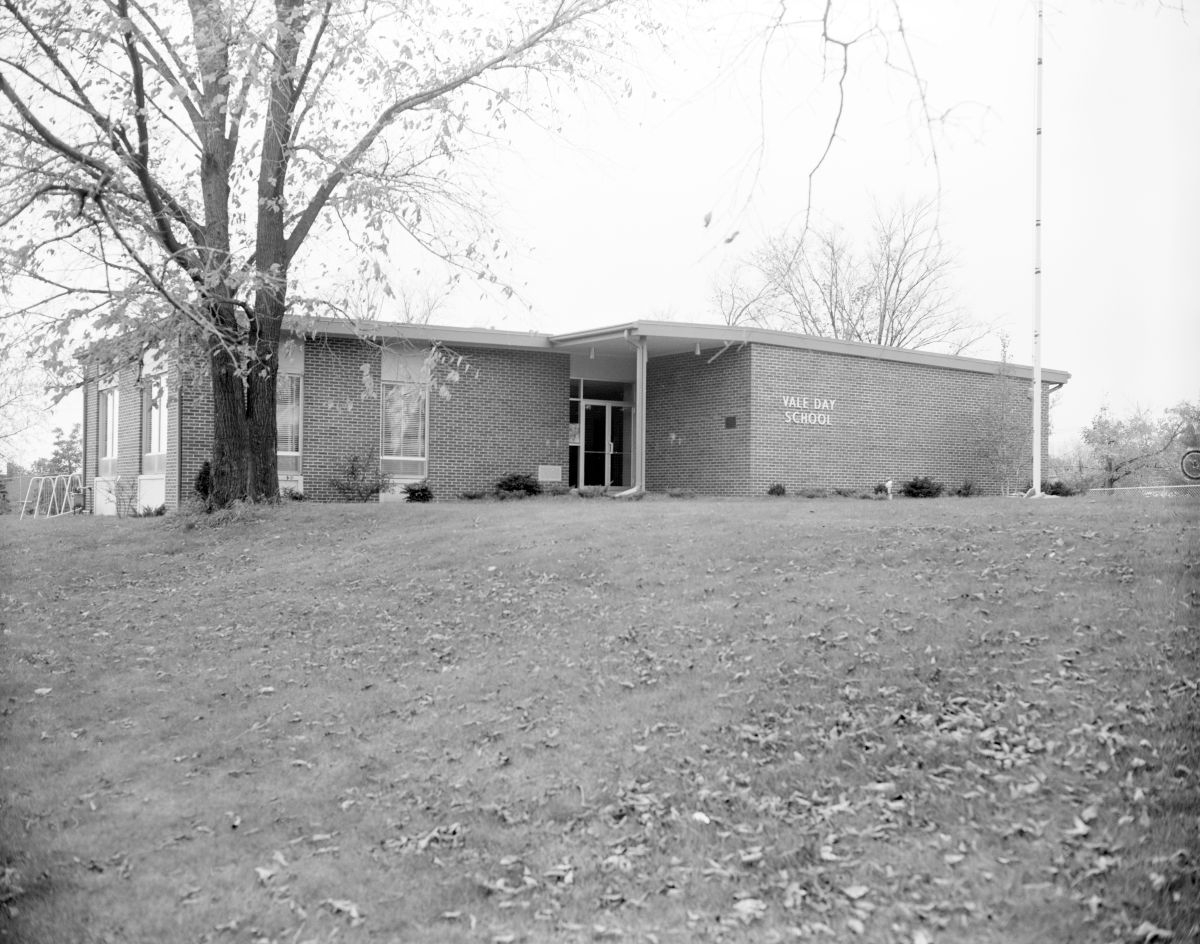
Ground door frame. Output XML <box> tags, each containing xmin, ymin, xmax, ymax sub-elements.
<box><xmin>578</xmin><ymin>398</ymin><xmax>630</xmax><ymax>488</ymax></box>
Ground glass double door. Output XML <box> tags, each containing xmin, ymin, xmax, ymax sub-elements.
<box><xmin>579</xmin><ymin>401</ymin><xmax>631</xmax><ymax>488</ymax></box>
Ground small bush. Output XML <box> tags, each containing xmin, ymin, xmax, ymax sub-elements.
<box><xmin>767</xmin><ymin>483</ymin><xmax>786</xmax><ymax>497</ymax></box>
<box><xmin>873</xmin><ymin>482</ymin><xmax>889</xmax><ymax>495</ymax></box>
<box><xmin>832</xmin><ymin>487</ymin><xmax>859</xmax><ymax>498</ymax></box>
<box><xmin>403</xmin><ymin>480</ymin><xmax>434</xmax><ymax>503</ymax></box>
<box><xmin>1020</xmin><ymin>480</ymin><xmax>1082</xmax><ymax>497</ymax></box>
<box><xmin>281</xmin><ymin>487</ymin><xmax>305</xmax><ymax>501</ymax></box>
<box><xmin>495</xmin><ymin>473</ymin><xmax>542</xmax><ymax>497</ymax></box>
<box><xmin>901</xmin><ymin>476</ymin><xmax>944</xmax><ymax>498</ymax></box>
<box><xmin>953</xmin><ymin>480</ymin><xmax>980</xmax><ymax>497</ymax></box>
<box><xmin>328</xmin><ymin>453</ymin><xmax>391</xmax><ymax>502</ymax></box>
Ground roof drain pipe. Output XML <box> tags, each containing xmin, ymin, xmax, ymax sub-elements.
<box><xmin>614</xmin><ymin>329</ymin><xmax>647</xmax><ymax>498</ymax></box>
<box><xmin>707</xmin><ymin>339</ymin><xmax>733</xmax><ymax>364</ymax></box>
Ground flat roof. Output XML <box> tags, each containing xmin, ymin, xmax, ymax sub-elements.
<box><xmin>298</xmin><ymin>316</ymin><xmax>554</xmax><ymax>351</ymax></box>
<box><xmin>296</xmin><ymin>316</ymin><xmax>1070</xmax><ymax>384</ymax></box>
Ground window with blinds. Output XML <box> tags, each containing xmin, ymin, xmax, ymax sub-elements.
<box><xmin>380</xmin><ymin>380</ymin><xmax>427</xmax><ymax>477</ymax></box>
<box><xmin>276</xmin><ymin>373</ymin><xmax>303</xmax><ymax>473</ymax></box>
<box><xmin>380</xmin><ymin>348</ymin><xmax>429</xmax><ymax>479</ymax></box>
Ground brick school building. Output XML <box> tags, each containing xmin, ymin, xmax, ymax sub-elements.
<box><xmin>80</xmin><ymin>319</ymin><xmax>1068</xmax><ymax>512</ymax></box>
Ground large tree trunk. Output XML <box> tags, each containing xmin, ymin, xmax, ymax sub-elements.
<box><xmin>208</xmin><ymin>335</ymin><xmax>250</xmax><ymax>508</ymax></box>
<box><xmin>242</xmin><ymin>0</ymin><xmax>306</xmax><ymax>503</ymax></box>
<box><xmin>246</xmin><ymin>288</ymin><xmax>284</xmax><ymax>502</ymax></box>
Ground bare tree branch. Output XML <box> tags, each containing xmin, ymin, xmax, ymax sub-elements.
<box><xmin>284</xmin><ymin>0</ymin><xmax>623</xmax><ymax>261</ymax></box>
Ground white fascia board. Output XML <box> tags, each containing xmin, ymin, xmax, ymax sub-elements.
<box><xmin>294</xmin><ymin>316</ymin><xmax>1069</xmax><ymax>385</ymax></box>
<box><xmin>569</xmin><ymin>320</ymin><xmax>1070</xmax><ymax>384</ymax></box>
<box><xmin>293</xmin><ymin>316</ymin><xmax>555</xmax><ymax>351</ymax></box>
<box><xmin>548</xmin><ymin>322</ymin><xmax>640</xmax><ymax>345</ymax></box>
<box><xmin>741</xmin><ymin>328</ymin><xmax>1071</xmax><ymax>384</ymax></box>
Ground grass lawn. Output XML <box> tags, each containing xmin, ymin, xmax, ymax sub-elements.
<box><xmin>1</xmin><ymin>494</ymin><xmax>1197</xmax><ymax>944</ymax></box>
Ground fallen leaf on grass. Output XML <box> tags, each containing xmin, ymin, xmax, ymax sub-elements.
<box><xmin>842</xmin><ymin>885</ymin><xmax>869</xmax><ymax>900</ymax></box>
<box><xmin>1063</xmin><ymin>816</ymin><xmax>1091</xmax><ymax>838</ymax></box>
<box><xmin>417</xmin><ymin>822</ymin><xmax>463</xmax><ymax>851</ymax></box>
<box><xmin>440</xmin><ymin>911</ymin><xmax>477</xmax><ymax>929</ymax></box>
<box><xmin>732</xmin><ymin>898</ymin><xmax>767</xmax><ymax>922</ymax></box>
<box><xmin>1133</xmin><ymin>921</ymin><xmax>1174</xmax><ymax>942</ymax></box>
<box><xmin>322</xmin><ymin>898</ymin><xmax>365</xmax><ymax>927</ymax></box>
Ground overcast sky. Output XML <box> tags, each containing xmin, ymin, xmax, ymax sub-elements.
<box><xmin>15</xmin><ymin>0</ymin><xmax>1198</xmax><ymax>463</ymax></box>
<box><xmin>471</xmin><ymin>0</ymin><xmax>1199</xmax><ymax>450</ymax></box>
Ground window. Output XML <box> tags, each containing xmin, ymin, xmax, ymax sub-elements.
<box><xmin>141</xmin><ymin>376</ymin><xmax>168</xmax><ymax>474</ymax></box>
<box><xmin>381</xmin><ymin>350</ymin><xmax>429</xmax><ymax>478</ymax></box>
<box><xmin>276</xmin><ymin>373</ymin><xmax>303</xmax><ymax>473</ymax></box>
<box><xmin>98</xmin><ymin>380</ymin><xmax>119</xmax><ymax>477</ymax></box>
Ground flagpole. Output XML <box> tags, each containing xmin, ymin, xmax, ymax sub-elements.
<box><xmin>1031</xmin><ymin>0</ymin><xmax>1044</xmax><ymax>495</ymax></box>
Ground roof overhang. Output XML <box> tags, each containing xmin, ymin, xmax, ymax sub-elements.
<box><xmin>290</xmin><ymin>316</ymin><xmax>1070</xmax><ymax>384</ymax></box>
<box><xmin>549</xmin><ymin>320</ymin><xmax>1070</xmax><ymax>383</ymax></box>
<box><xmin>293</xmin><ymin>316</ymin><xmax>554</xmax><ymax>351</ymax></box>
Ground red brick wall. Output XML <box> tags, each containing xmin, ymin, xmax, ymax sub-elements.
<box><xmin>426</xmin><ymin>345</ymin><xmax>570</xmax><ymax>500</ymax></box>
<box><xmin>645</xmin><ymin>347</ymin><xmax>752</xmax><ymax>492</ymax></box>
<box><xmin>173</xmin><ymin>350</ymin><xmax>213</xmax><ymax>508</ymax></box>
<box><xmin>94</xmin><ymin>337</ymin><xmax>573</xmax><ymax>507</ymax></box>
<box><xmin>298</xmin><ymin>336</ymin><xmax>382</xmax><ymax>502</ymax></box>
<box><xmin>133</xmin><ymin>332</ymin><xmax>1056</xmax><ymax>506</ymax></box>
<box><xmin>643</xmin><ymin>342</ymin><xmax>1052</xmax><ymax>497</ymax></box>
<box><xmin>80</xmin><ymin>356</ymin><xmax>201</xmax><ymax>513</ymax></box>
<box><xmin>286</xmin><ymin>339</ymin><xmax>570</xmax><ymax>502</ymax></box>
<box><xmin>748</xmin><ymin>344</ymin><xmax>1051</xmax><ymax>495</ymax></box>
<box><xmin>80</xmin><ymin>365</ymin><xmax>147</xmax><ymax>514</ymax></box>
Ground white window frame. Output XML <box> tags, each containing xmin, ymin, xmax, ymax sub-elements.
<box><xmin>380</xmin><ymin>348</ymin><xmax>430</xmax><ymax>480</ymax></box>
<box><xmin>98</xmin><ymin>378</ymin><xmax>119</xmax><ymax>478</ymax></box>
<box><xmin>276</xmin><ymin>372</ymin><xmax>303</xmax><ymax>473</ymax></box>
<box><xmin>141</xmin><ymin>374</ymin><xmax>168</xmax><ymax>475</ymax></box>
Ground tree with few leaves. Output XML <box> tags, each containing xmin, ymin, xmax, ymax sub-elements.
<box><xmin>0</xmin><ymin>350</ymin><xmax>48</xmax><ymax>469</ymax></box>
<box><xmin>30</xmin><ymin>424</ymin><xmax>83</xmax><ymax>476</ymax></box>
<box><xmin>0</xmin><ymin>0</ymin><xmax>649</xmax><ymax>507</ymax></box>
<box><xmin>714</xmin><ymin>200</ymin><xmax>985</xmax><ymax>354</ymax></box>
<box><xmin>1081</xmin><ymin>401</ymin><xmax>1200</xmax><ymax>488</ymax></box>
<box><xmin>975</xmin><ymin>336</ymin><xmax>1029</xmax><ymax>495</ymax></box>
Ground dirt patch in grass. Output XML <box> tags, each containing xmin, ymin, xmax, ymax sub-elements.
<box><xmin>1</xmin><ymin>496</ymin><xmax>1197</xmax><ymax>943</ymax></box>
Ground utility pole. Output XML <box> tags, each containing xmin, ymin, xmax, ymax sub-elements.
<box><xmin>1031</xmin><ymin>0</ymin><xmax>1045</xmax><ymax>495</ymax></box>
